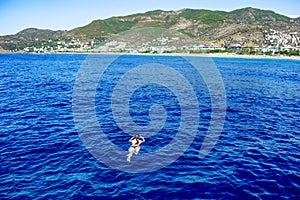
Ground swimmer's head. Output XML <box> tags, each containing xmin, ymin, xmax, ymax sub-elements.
<box><xmin>135</xmin><ymin>134</ymin><xmax>140</xmax><ymax>139</ymax></box>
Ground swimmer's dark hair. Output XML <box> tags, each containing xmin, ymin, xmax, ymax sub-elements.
<box><xmin>135</xmin><ymin>134</ymin><xmax>140</xmax><ymax>145</ymax></box>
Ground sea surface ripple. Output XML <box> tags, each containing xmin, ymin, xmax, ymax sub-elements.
<box><xmin>0</xmin><ymin>54</ymin><xmax>299</xmax><ymax>199</ymax></box>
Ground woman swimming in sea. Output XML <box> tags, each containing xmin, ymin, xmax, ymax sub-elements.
<box><xmin>127</xmin><ymin>134</ymin><xmax>145</xmax><ymax>162</ymax></box>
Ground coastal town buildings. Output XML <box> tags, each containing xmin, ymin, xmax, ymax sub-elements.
<box><xmin>2</xmin><ymin>29</ymin><xmax>300</xmax><ymax>55</ymax></box>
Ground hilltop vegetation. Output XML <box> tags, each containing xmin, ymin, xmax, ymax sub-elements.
<box><xmin>0</xmin><ymin>7</ymin><xmax>299</xmax><ymax>53</ymax></box>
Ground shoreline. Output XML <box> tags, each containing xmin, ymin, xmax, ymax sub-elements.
<box><xmin>178</xmin><ymin>52</ymin><xmax>300</xmax><ymax>60</ymax></box>
<box><xmin>1</xmin><ymin>51</ymin><xmax>300</xmax><ymax>60</ymax></box>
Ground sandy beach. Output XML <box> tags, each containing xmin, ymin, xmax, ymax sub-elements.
<box><xmin>1</xmin><ymin>51</ymin><xmax>300</xmax><ymax>60</ymax></box>
<box><xmin>105</xmin><ymin>52</ymin><xmax>300</xmax><ymax>60</ymax></box>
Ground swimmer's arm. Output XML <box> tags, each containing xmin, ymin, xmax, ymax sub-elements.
<box><xmin>140</xmin><ymin>136</ymin><xmax>145</xmax><ymax>143</ymax></box>
<box><xmin>129</xmin><ymin>137</ymin><xmax>135</xmax><ymax>142</ymax></box>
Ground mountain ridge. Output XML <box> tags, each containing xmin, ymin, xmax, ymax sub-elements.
<box><xmin>1</xmin><ymin>7</ymin><xmax>299</xmax><ymax>52</ymax></box>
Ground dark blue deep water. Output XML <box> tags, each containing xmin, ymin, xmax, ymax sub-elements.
<box><xmin>0</xmin><ymin>54</ymin><xmax>299</xmax><ymax>199</ymax></box>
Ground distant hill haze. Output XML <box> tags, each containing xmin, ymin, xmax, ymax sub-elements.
<box><xmin>1</xmin><ymin>7</ymin><xmax>299</xmax><ymax>51</ymax></box>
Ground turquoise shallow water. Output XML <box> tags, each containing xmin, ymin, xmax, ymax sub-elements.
<box><xmin>0</xmin><ymin>54</ymin><xmax>299</xmax><ymax>199</ymax></box>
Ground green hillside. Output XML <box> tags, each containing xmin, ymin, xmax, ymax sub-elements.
<box><xmin>0</xmin><ymin>7</ymin><xmax>299</xmax><ymax>51</ymax></box>
<box><xmin>70</xmin><ymin>7</ymin><xmax>298</xmax><ymax>42</ymax></box>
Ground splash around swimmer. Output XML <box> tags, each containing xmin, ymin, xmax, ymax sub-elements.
<box><xmin>127</xmin><ymin>134</ymin><xmax>145</xmax><ymax>162</ymax></box>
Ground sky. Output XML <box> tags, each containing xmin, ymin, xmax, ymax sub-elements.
<box><xmin>0</xmin><ymin>0</ymin><xmax>299</xmax><ymax>36</ymax></box>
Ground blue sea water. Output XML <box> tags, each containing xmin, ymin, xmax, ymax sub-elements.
<box><xmin>0</xmin><ymin>54</ymin><xmax>299</xmax><ymax>199</ymax></box>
